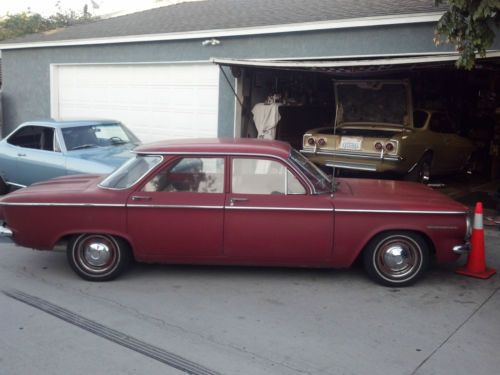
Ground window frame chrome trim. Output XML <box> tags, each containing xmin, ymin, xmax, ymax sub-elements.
<box><xmin>133</xmin><ymin>151</ymin><xmax>318</xmax><ymax>195</ymax></box>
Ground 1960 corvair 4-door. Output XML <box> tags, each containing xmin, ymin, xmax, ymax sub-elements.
<box><xmin>0</xmin><ymin>139</ymin><xmax>471</xmax><ymax>286</ymax></box>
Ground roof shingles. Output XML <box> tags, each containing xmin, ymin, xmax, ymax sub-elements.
<box><xmin>1</xmin><ymin>0</ymin><xmax>444</xmax><ymax>44</ymax></box>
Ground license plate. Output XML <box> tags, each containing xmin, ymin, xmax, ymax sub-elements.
<box><xmin>340</xmin><ymin>137</ymin><xmax>362</xmax><ymax>150</ymax></box>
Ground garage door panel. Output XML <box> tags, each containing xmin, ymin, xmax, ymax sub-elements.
<box><xmin>53</xmin><ymin>63</ymin><xmax>220</xmax><ymax>143</ymax></box>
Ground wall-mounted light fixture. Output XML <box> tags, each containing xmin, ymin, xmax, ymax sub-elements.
<box><xmin>201</xmin><ymin>38</ymin><xmax>221</xmax><ymax>46</ymax></box>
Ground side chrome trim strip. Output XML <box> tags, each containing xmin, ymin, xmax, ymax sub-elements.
<box><xmin>0</xmin><ymin>202</ymin><xmax>467</xmax><ymax>215</ymax></box>
<box><xmin>0</xmin><ymin>202</ymin><xmax>125</xmax><ymax>207</ymax></box>
<box><xmin>128</xmin><ymin>204</ymin><xmax>224</xmax><ymax>209</ymax></box>
<box><xmin>226</xmin><ymin>206</ymin><xmax>333</xmax><ymax>212</ymax></box>
<box><xmin>335</xmin><ymin>208</ymin><xmax>467</xmax><ymax>215</ymax></box>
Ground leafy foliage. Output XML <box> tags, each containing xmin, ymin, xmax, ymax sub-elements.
<box><xmin>0</xmin><ymin>5</ymin><xmax>97</xmax><ymax>41</ymax></box>
<box><xmin>434</xmin><ymin>0</ymin><xmax>500</xmax><ymax>69</ymax></box>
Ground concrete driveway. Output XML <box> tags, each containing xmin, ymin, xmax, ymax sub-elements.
<box><xmin>0</xmin><ymin>232</ymin><xmax>499</xmax><ymax>375</ymax></box>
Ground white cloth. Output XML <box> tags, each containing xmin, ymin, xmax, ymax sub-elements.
<box><xmin>252</xmin><ymin>103</ymin><xmax>281</xmax><ymax>140</ymax></box>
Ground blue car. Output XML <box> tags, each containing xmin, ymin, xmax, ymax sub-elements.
<box><xmin>0</xmin><ymin>120</ymin><xmax>141</xmax><ymax>194</ymax></box>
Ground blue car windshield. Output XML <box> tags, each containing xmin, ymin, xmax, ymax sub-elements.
<box><xmin>99</xmin><ymin>154</ymin><xmax>162</xmax><ymax>189</ymax></box>
<box><xmin>62</xmin><ymin>123</ymin><xmax>139</xmax><ymax>151</ymax></box>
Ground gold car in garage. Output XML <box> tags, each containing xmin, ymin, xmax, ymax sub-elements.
<box><xmin>301</xmin><ymin>80</ymin><xmax>476</xmax><ymax>182</ymax></box>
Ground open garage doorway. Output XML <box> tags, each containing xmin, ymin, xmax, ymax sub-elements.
<box><xmin>215</xmin><ymin>55</ymin><xmax>500</xmax><ymax>223</ymax></box>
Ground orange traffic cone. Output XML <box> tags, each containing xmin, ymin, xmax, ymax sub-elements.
<box><xmin>456</xmin><ymin>202</ymin><xmax>496</xmax><ymax>279</ymax></box>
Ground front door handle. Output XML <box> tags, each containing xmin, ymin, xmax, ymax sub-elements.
<box><xmin>131</xmin><ymin>196</ymin><xmax>152</xmax><ymax>201</ymax></box>
<box><xmin>229</xmin><ymin>197</ymin><xmax>248</xmax><ymax>206</ymax></box>
<box><xmin>17</xmin><ymin>153</ymin><xmax>26</xmax><ymax>157</ymax></box>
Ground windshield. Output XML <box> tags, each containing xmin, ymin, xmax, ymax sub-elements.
<box><xmin>289</xmin><ymin>149</ymin><xmax>331</xmax><ymax>193</ymax></box>
<box><xmin>62</xmin><ymin>123</ymin><xmax>140</xmax><ymax>151</ymax></box>
<box><xmin>336</xmin><ymin>81</ymin><xmax>409</xmax><ymax>126</ymax></box>
<box><xmin>99</xmin><ymin>154</ymin><xmax>162</xmax><ymax>189</ymax></box>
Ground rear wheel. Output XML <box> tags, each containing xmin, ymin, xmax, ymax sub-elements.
<box><xmin>406</xmin><ymin>154</ymin><xmax>432</xmax><ymax>183</ymax></box>
<box><xmin>67</xmin><ymin>234</ymin><xmax>131</xmax><ymax>281</ymax></box>
<box><xmin>363</xmin><ymin>231</ymin><xmax>430</xmax><ymax>287</ymax></box>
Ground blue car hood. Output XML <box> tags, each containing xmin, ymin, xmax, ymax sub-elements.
<box><xmin>68</xmin><ymin>143</ymin><xmax>137</xmax><ymax>169</ymax></box>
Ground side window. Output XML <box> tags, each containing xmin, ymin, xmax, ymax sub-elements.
<box><xmin>7</xmin><ymin>126</ymin><xmax>55</xmax><ymax>151</ymax></box>
<box><xmin>142</xmin><ymin>157</ymin><xmax>224</xmax><ymax>193</ymax></box>
<box><xmin>429</xmin><ymin>113</ymin><xmax>455</xmax><ymax>134</ymax></box>
<box><xmin>231</xmin><ymin>158</ymin><xmax>306</xmax><ymax>195</ymax></box>
<box><xmin>413</xmin><ymin>110</ymin><xmax>428</xmax><ymax>129</ymax></box>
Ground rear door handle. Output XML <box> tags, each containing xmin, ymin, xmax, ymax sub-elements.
<box><xmin>131</xmin><ymin>196</ymin><xmax>152</xmax><ymax>201</ymax></box>
<box><xmin>17</xmin><ymin>153</ymin><xmax>26</xmax><ymax>157</ymax></box>
<box><xmin>229</xmin><ymin>197</ymin><xmax>248</xmax><ymax>206</ymax></box>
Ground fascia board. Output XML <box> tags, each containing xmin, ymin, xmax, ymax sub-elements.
<box><xmin>0</xmin><ymin>12</ymin><xmax>443</xmax><ymax>50</ymax></box>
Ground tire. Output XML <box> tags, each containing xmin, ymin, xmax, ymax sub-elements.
<box><xmin>67</xmin><ymin>234</ymin><xmax>131</xmax><ymax>281</ymax></box>
<box><xmin>0</xmin><ymin>177</ymin><xmax>9</xmax><ymax>195</ymax></box>
<box><xmin>363</xmin><ymin>231</ymin><xmax>430</xmax><ymax>287</ymax></box>
<box><xmin>406</xmin><ymin>154</ymin><xmax>432</xmax><ymax>183</ymax></box>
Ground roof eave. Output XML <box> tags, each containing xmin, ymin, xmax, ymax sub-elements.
<box><xmin>0</xmin><ymin>12</ymin><xmax>443</xmax><ymax>50</ymax></box>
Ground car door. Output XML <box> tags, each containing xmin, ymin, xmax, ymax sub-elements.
<box><xmin>126</xmin><ymin>156</ymin><xmax>226</xmax><ymax>259</ymax></box>
<box><xmin>3</xmin><ymin>125</ymin><xmax>66</xmax><ymax>186</ymax></box>
<box><xmin>224</xmin><ymin>156</ymin><xmax>334</xmax><ymax>264</ymax></box>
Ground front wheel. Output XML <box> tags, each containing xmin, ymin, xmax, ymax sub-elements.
<box><xmin>363</xmin><ymin>231</ymin><xmax>430</xmax><ymax>287</ymax></box>
<box><xmin>67</xmin><ymin>234</ymin><xmax>131</xmax><ymax>281</ymax></box>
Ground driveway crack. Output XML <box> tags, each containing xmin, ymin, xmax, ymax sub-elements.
<box><xmin>410</xmin><ymin>286</ymin><xmax>500</xmax><ymax>375</ymax></box>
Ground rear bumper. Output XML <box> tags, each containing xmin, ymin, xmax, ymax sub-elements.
<box><xmin>301</xmin><ymin>149</ymin><xmax>406</xmax><ymax>173</ymax></box>
<box><xmin>452</xmin><ymin>243</ymin><xmax>470</xmax><ymax>255</ymax></box>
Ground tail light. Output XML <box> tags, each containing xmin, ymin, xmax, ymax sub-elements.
<box><xmin>385</xmin><ymin>142</ymin><xmax>395</xmax><ymax>152</ymax></box>
<box><xmin>317</xmin><ymin>138</ymin><xmax>326</xmax><ymax>147</ymax></box>
<box><xmin>307</xmin><ymin>137</ymin><xmax>316</xmax><ymax>146</ymax></box>
<box><xmin>374</xmin><ymin>142</ymin><xmax>383</xmax><ymax>151</ymax></box>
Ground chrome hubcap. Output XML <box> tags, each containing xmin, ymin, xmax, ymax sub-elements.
<box><xmin>84</xmin><ymin>242</ymin><xmax>111</xmax><ymax>267</ymax></box>
<box><xmin>383</xmin><ymin>246</ymin><xmax>410</xmax><ymax>272</ymax></box>
<box><xmin>375</xmin><ymin>237</ymin><xmax>421</xmax><ymax>280</ymax></box>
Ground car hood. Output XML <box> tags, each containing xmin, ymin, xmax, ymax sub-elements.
<box><xmin>67</xmin><ymin>143</ymin><xmax>137</xmax><ymax>169</ymax></box>
<box><xmin>335</xmin><ymin>178</ymin><xmax>468</xmax><ymax>213</ymax></box>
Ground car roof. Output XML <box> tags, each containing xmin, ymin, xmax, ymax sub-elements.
<box><xmin>134</xmin><ymin>138</ymin><xmax>292</xmax><ymax>158</ymax></box>
<box><xmin>18</xmin><ymin>120</ymin><xmax>121</xmax><ymax>129</ymax></box>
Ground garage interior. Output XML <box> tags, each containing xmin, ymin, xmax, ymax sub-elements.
<box><xmin>217</xmin><ymin>56</ymin><xmax>500</xmax><ymax>224</ymax></box>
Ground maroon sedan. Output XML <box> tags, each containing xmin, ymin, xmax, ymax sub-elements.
<box><xmin>0</xmin><ymin>138</ymin><xmax>470</xmax><ymax>286</ymax></box>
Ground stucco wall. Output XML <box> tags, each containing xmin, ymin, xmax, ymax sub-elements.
<box><xmin>1</xmin><ymin>22</ymin><xmax>491</xmax><ymax>137</ymax></box>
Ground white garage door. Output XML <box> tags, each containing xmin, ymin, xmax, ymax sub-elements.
<box><xmin>51</xmin><ymin>63</ymin><xmax>220</xmax><ymax>143</ymax></box>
